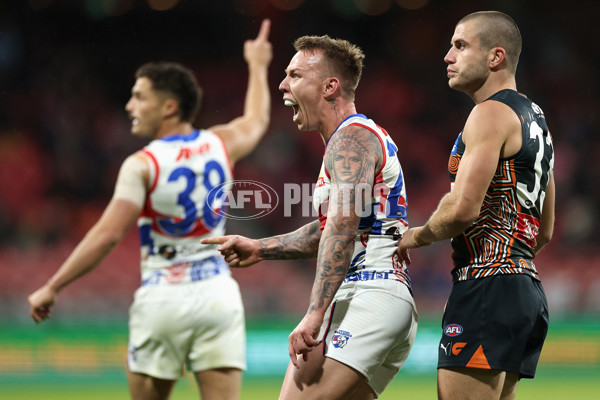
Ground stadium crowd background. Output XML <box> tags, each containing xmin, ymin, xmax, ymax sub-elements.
<box><xmin>1</xmin><ymin>0</ymin><xmax>599</xmax><ymax>323</ymax></box>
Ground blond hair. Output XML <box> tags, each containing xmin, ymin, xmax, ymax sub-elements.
<box><xmin>294</xmin><ymin>35</ymin><xmax>365</xmax><ymax>96</ymax></box>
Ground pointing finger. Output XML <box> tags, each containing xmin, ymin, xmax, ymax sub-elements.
<box><xmin>201</xmin><ymin>237</ymin><xmax>229</xmax><ymax>245</ymax></box>
<box><xmin>256</xmin><ymin>19</ymin><xmax>271</xmax><ymax>41</ymax></box>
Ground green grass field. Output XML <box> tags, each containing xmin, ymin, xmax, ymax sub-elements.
<box><xmin>2</xmin><ymin>316</ymin><xmax>598</xmax><ymax>399</ymax></box>
<box><xmin>1</xmin><ymin>371</ymin><xmax>598</xmax><ymax>399</ymax></box>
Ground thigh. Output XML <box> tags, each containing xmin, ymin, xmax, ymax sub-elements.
<box><xmin>279</xmin><ymin>350</ymin><xmax>372</xmax><ymax>400</ymax></box>
<box><xmin>188</xmin><ymin>276</ymin><xmax>246</xmax><ymax>372</ymax></box>
<box><xmin>127</xmin><ymin>367</ymin><xmax>175</xmax><ymax>400</ymax></box>
<box><xmin>195</xmin><ymin>368</ymin><xmax>242</xmax><ymax>400</ymax></box>
<box><xmin>438</xmin><ymin>366</ymin><xmax>508</xmax><ymax>400</ymax></box>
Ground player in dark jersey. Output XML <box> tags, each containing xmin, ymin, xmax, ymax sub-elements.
<box><xmin>397</xmin><ymin>11</ymin><xmax>555</xmax><ymax>400</ymax></box>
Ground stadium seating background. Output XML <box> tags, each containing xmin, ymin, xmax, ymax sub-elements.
<box><xmin>0</xmin><ymin>1</ymin><xmax>599</xmax><ymax>383</ymax></box>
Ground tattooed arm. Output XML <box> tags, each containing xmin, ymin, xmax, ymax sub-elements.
<box><xmin>287</xmin><ymin>124</ymin><xmax>383</xmax><ymax>367</ymax></box>
<box><xmin>201</xmin><ymin>219</ymin><xmax>321</xmax><ymax>268</ymax></box>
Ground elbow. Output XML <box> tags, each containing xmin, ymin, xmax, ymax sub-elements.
<box><xmin>450</xmin><ymin>208</ymin><xmax>479</xmax><ymax>231</ymax></box>
<box><xmin>536</xmin><ymin>230</ymin><xmax>553</xmax><ymax>249</ymax></box>
<box><xmin>255</xmin><ymin>114</ymin><xmax>270</xmax><ymax>134</ymax></box>
<box><xmin>94</xmin><ymin>229</ymin><xmax>126</xmax><ymax>250</ymax></box>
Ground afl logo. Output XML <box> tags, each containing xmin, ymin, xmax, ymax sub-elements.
<box><xmin>444</xmin><ymin>323</ymin><xmax>463</xmax><ymax>337</ymax></box>
<box><xmin>207</xmin><ymin>180</ymin><xmax>279</xmax><ymax>221</ymax></box>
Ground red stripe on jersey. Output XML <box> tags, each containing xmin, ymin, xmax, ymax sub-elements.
<box><xmin>213</xmin><ymin>131</ymin><xmax>235</xmax><ymax>179</ymax></box>
<box><xmin>348</xmin><ymin>122</ymin><xmax>387</xmax><ymax>176</ymax></box>
<box><xmin>321</xmin><ymin>301</ymin><xmax>337</xmax><ymax>356</ymax></box>
<box><xmin>376</xmin><ymin>124</ymin><xmax>389</xmax><ymax>136</ymax></box>
<box><xmin>141</xmin><ymin>149</ymin><xmax>160</xmax><ymax>193</ymax></box>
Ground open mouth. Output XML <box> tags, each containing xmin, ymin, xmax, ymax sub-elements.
<box><xmin>284</xmin><ymin>99</ymin><xmax>299</xmax><ymax>119</ymax></box>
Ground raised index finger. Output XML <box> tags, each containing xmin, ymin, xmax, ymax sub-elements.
<box><xmin>255</xmin><ymin>18</ymin><xmax>270</xmax><ymax>41</ymax></box>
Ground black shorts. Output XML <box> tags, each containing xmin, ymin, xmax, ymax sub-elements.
<box><xmin>437</xmin><ymin>274</ymin><xmax>548</xmax><ymax>379</ymax></box>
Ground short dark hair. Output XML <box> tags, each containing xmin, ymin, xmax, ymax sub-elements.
<box><xmin>459</xmin><ymin>11</ymin><xmax>522</xmax><ymax>73</ymax></box>
<box><xmin>293</xmin><ymin>35</ymin><xmax>365</xmax><ymax>97</ymax></box>
<box><xmin>135</xmin><ymin>62</ymin><xmax>202</xmax><ymax>122</ymax></box>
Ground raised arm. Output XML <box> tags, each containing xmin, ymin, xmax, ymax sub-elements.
<box><xmin>287</xmin><ymin>125</ymin><xmax>382</xmax><ymax>367</ymax></box>
<box><xmin>210</xmin><ymin>19</ymin><xmax>272</xmax><ymax>164</ymax></box>
<box><xmin>27</xmin><ymin>155</ymin><xmax>146</xmax><ymax>322</ymax></box>
<box><xmin>201</xmin><ymin>219</ymin><xmax>321</xmax><ymax>268</ymax></box>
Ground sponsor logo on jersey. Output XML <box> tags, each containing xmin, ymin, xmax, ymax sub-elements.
<box><xmin>444</xmin><ymin>323</ymin><xmax>463</xmax><ymax>337</ymax></box>
<box><xmin>332</xmin><ymin>330</ymin><xmax>352</xmax><ymax>348</ymax></box>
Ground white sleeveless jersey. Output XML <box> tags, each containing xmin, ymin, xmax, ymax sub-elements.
<box><xmin>312</xmin><ymin>115</ymin><xmax>412</xmax><ymax>290</ymax></box>
<box><xmin>137</xmin><ymin>129</ymin><xmax>233</xmax><ymax>286</ymax></box>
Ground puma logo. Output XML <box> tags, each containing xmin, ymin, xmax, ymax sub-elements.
<box><xmin>440</xmin><ymin>342</ymin><xmax>451</xmax><ymax>356</ymax></box>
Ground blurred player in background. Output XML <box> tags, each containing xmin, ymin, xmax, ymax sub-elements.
<box><xmin>397</xmin><ymin>11</ymin><xmax>555</xmax><ymax>400</ymax></box>
<box><xmin>204</xmin><ymin>35</ymin><xmax>417</xmax><ymax>400</ymax></box>
<box><xmin>28</xmin><ymin>19</ymin><xmax>272</xmax><ymax>400</ymax></box>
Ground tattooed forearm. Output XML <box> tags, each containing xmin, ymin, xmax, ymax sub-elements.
<box><xmin>257</xmin><ymin>220</ymin><xmax>321</xmax><ymax>260</ymax></box>
<box><xmin>307</xmin><ymin>125</ymin><xmax>383</xmax><ymax>316</ymax></box>
<box><xmin>308</xmin><ymin>236</ymin><xmax>354</xmax><ymax>312</ymax></box>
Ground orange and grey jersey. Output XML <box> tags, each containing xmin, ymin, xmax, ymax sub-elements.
<box><xmin>137</xmin><ymin>129</ymin><xmax>233</xmax><ymax>286</ymax></box>
<box><xmin>448</xmin><ymin>89</ymin><xmax>554</xmax><ymax>283</ymax></box>
<box><xmin>312</xmin><ymin>114</ymin><xmax>412</xmax><ymax>291</ymax></box>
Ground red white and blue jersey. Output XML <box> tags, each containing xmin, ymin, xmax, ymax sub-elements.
<box><xmin>137</xmin><ymin>129</ymin><xmax>233</xmax><ymax>286</ymax></box>
<box><xmin>312</xmin><ymin>114</ymin><xmax>412</xmax><ymax>290</ymax></box>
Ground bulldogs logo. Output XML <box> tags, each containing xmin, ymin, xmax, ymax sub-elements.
<box><xmin>332</xmin><ymin>330</ymin><xmax>352</xmax><ymax>348</ymax></box>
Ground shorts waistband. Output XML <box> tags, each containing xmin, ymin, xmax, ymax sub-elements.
<box><xmin>344</xmin><ymin>269</ymin><xmax>413</xmax><ymax>296</ymax></box>
<box><xmin>141</xmin><ymin>256</ymin><xmax>229</xmax><ymax>287</ymax></box>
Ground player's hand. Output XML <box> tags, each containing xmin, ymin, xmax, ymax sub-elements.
<box><xmin>244</xmin><ymin>19</ymin><xmax>272</xmax><ymax>67</ymax></box>
<box><xmin>397</xmin><ymin>227</ymin><xmax>431</xmax><ymax>265</ymax></box>
<box><xmin>201</xmin><ymin>235</ymin><xmax>263</xmax><ymax>268</ymax></box>
<box><xmin>288</xmin><ymin>313</ymin><xmax>323</xmax><ymax>369</ymax></box>
<box><xmin>28</xmin><ymin>285</ymin><xmax>57</xmax><ymax>323</ymax></box>
<box><xmin>396</xmin><ymin>228</ymin><xmax>418</xmax><ymax>266</ymax></box>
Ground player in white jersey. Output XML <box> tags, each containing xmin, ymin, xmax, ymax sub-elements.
<box><xmin>27</xmin><ymin>20</ymin><xmax>272</xmax><ymax>400</ymax></box>
<box><xmin>203</xmin><ymin>35</ymin><xmax>417</xmax><ymax>399</ymax></box>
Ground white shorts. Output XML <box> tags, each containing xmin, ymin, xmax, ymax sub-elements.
<box><xmin>319</xmin><ymin>279</ymin><xmax>418</xmax><ymax>397</ymax></box>
<box><xmin>127</xmin><ymin>274</ymin><xmax>246</xmax><ymax>380</ymax></box>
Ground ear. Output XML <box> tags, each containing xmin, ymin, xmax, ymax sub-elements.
<box><xmin>323</xmin><ymin>77</ymin><xmax>340</xmax><ymax>100</ymax></box>
<box><xmin>162</xmin><ymin>98</ymin><xmax>179</xmax><ymax>118</ymax></box>
<box><xmin>489</xmin><ymin>47</ymin><xmax>506</xmax><ymax>69</ymax></box>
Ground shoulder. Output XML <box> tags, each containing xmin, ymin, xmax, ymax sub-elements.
<box><xmin>463</xmin><ymin>100</ymin><xmax>521</xmax><ymax>146</ymax></box>
<box><xmin>324</xmin><ymin>124</ymin><xmax>383</xmax><ymax>179</ymax></box>
<box><xmin>326</xmin><ymin>123</ymin><xmax>382</xmax><ymax>155</ymax></box>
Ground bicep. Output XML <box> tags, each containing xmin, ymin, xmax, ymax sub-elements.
<box><xmin>451</xmin><ymin>104</ymin><xmax>515</xmax><ymax>219</ymax></box>
<box><xmin>94</xmin><ymin>198</ymin><xmax>142</xmax><ymax>239</ymax></box>
<box><xmin>113</xmin><ymin>154</ymin><xmax>149</xmax><ymax>208</ymax></box>
<box><xmin>323</xmin><ymin>126</ymin><xmax>381</xmax><ymax>234</ymax></box>
<box><xmin>210</xmin><ymin>118</ymin><xmax>259</xmax><ymax>164</ymax></box>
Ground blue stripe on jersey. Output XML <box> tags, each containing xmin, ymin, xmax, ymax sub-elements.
<box><xmin>370</xmin><ymin>220</ymin><xmax>383</xmax><ymax>235</ymax></box>
<box><xmin>160</xmin><ymin>129</ymin><xmax>201</xmax><ymax>142</ymax></box>
<box><xmin>326</xmin><ymin>114</ymin><xmax>368</xmax><ymax>146</ymax></box>
<box><xmin>358</xmin><ymin>202</ymin><xmax>378</xmax><ymax>230</ymax></box>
